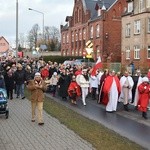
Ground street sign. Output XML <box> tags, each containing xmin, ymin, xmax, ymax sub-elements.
<box><xmin>86</xmin><ymin>54</ymin><xmax>92</xmax><ymax>58</ymax></box>
<box><xmin>86</xmin><ymin>40</ymin><xmax>93</xmax><ymax>48</ymax></box>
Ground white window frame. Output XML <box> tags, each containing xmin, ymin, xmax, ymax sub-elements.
<box><xmin>63</xmin><ymin>34</ymin><xmax>65</xmax><ymax>44</ymax></box>
<box><xmin>148</xmin><ymin>18</ymin><xmax>150</xmax><ymax>33</ymax></box>
<box><xmin>147</xmin><ymin>0</ymin><xmax>150</xmax><ymax>7</ymax></box>
<box><xmin>79</xmin><ymin>30</ymin><xmax>82</xmax><ymax>41</ymax></box>
<box><xmin>96</xmin><ymin>24</ymin><xmax>100</xmax><ymax>37</ymax></box>
<box><xmin>147</xmin><ymin>46</ymin><xmax>150</xmax><ymax>59</ymax></box>
<box><xmin>128</xmin><ymin>2</ymin><xmax>133</xmax><ymax>13</ymax></box>
<box><xmin>139</xmin><ymin>0</ymin><xmax>145</xmax><ymax>12</ymax></box>
<box><xmin>125</xmin><ymin>47</ymin><xmax>130</xmax><ymax>59</ymax></box>
<box><xmin>83</xmin><ymin>28</ymin><xmax>86</xmax><ymax>40</ymax></box>
<box><xmin>72</xmin><ymin>32</ymin><xmax>74</xmax><ymax>42</ymax></box>
<box><xmin>75</xmin><ymin>32</ymin><xmax>78</xmax><ymax>41</ymax></box>
<box><xmin>134</xmin><ymin>20</ymin><xmax>141</xmax><ymax>34</ymax></box>
<box><xmin>66</xmin><ymin>33</ymin><xmax>69</xmax><ymax>43</ymax></box>
<box><xmin>98</xmin><ymin>9</ymin><xmax>101</xmax><ymax>16</ymax></box>
<box><xmin>90</xmin><ymin>26</ymin><xmax>93</xmax><ymax>39</ymax></box>
<box><xmin>125</xmin><ymin>23</ymin><xmax>131</xmax><ymax>37</ymax></box>
<box><xmin>134</xmin><ymin>45</ymin><xmax>140</xmax><ymax>59</ymax></box>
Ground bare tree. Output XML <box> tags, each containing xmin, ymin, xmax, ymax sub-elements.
<box><xmin>19</xmin><ymin>33</ymin><xmax>25</xmax><ymax>48</ymax></box>
<box><xmin>45</xmin><ymin>26</ymin><xmax>60</xmax><ymax>51</ymax></box>
<box><xmin>27</xmin><ymin>24</ymin><xmax>40</xmax><ymax>49</ymax></box>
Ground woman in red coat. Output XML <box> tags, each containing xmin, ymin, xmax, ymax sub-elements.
<box><xmin>138</xmin><ymin>77</ymin><xmax>150</xmax><ymax>119</ymax></box>
<box><xmin>68</xmin><ymin>75</ymin><xmax>81</xmax><ymax>104</ymax></box>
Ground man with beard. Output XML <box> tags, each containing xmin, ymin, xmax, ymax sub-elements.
<box><xmin>102</xmin><ymin>70</ymin><xmax>121</xmax><ymax>112</ymax></box>
<box><xmin>119</xmin><ymin>71</ymin><xmax>134</xmax><ymax>111</ymax></box>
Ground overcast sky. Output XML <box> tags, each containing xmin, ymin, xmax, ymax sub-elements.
<box><xmin>0</xmin><ymin>0</ymin><xmax>74</xmax><ymax>47</ymax></box>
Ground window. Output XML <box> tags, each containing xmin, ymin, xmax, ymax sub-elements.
<box><xmin>72</xmin><ymin>32</ymin><xmax>74</xmax><ymax>42</ymax></box>
<box><xmin>134</xmin><ymin>20</ymin><xmax>141</xmax><ymax>34</ymax></box>
<box><xmin>66</xmin><ymin>33</ymin><xmax>69</xmax><ymax>43</ymax></box>
<box><xmin>147</xmin><ymin>0</ymin><xmax>150</xmax><ymax>7</ymax></box>
<box><xmin>98</xmin><ymin>9</ymin><xmax>101</xmax><ymax>16</ymax></box>
<box><xmin>112</xmin><ymin>9</ymin><xmax>116</xmax><ymax>18</ymax></box>
<box><xmin>148</xmin><ymin>18</ymin><xmax>150</xmax><ymax>32</ymax></box>
<box><xmin>96</xmin><ymin>24</ymin><xmax>100</xmax><ymax>37</ymax></box>
<box><xmin>78</xmin><ymin>8</ymin><xmax>80</xmax><ymax>23</ymax></box>
<box><xmin>83</xmin><ymin>28</ymin><xmax>86</xmax><ymax>40</ymax></box>
<box><xmin>62</xmin><ymin>34</ymin><xmax>65</xmax><ymax>44</ymax></box>
<box><xmin>147</xmin><ymin>46</ymin><xmax>150</xmax><ymax>58</ymax></box>
<box><xmin>139</xmin><ymin>0</ymin><xmax>144</xmax><ymax>12</ymax></box>
<box><xmin>90</xmin><ymin>26</ymin><xmax>93</xmax><ymax>39</ymax></box>
<box><xmin>79</xmin><ymin>30</ymin><xmax>82</xmax><ymax>41</ymax></box>
<box><xmin>75</xmin><ymin>32</ymin><xmax>78</xmax><ymax>41</ymax></box>
<box><xmin>128</xmin><ymin>2</ymin><xmax>133</xmax><ymax>13</ymax></box>
<box><xmin>125</xmin><ymin>47</ymin><xmax>130</xmax><ymax>59</ymax></box>
<box><xmin>125</xmin><ymin>23</ymin><xmax>131</xmax><ymax>37</ymax></box>
<box><xmin>134</xmin><ymin>45</ymin><xmax>140</xmax><ymax>59</ymax></box>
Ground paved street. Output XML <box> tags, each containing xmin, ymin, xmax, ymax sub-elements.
<box><xmin>0</xmin><ymin>99</ymin><xmax>95</xmax><ymax>150</ymax></box>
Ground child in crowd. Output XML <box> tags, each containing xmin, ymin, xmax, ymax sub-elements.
<box><xmin>68</xmin><ymin>75</ymin><xmax>81</xmax><ymax>104</ymax></box>
<box><xmin>45</xmin><ymin>72</ymin><xmax>58</xmax><ymax>97</ymax></box>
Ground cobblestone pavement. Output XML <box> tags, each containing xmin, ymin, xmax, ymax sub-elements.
<box><xmin>0</xmin><ymin>99</ymin><xmax>95</xmax><ymax>150</ymax></box>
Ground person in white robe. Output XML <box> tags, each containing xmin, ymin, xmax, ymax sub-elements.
<box><xmin>131</xmin><ymin>70</ymin><xmax>143</xmax><ymax>108</ymax></box>
<box><xmin>102</xmin><ymin>70</ymin><xmax>121</xmax><ymax>112</ymax></box>
<box><xmin>119</xmin><ymin>71</ymin><xmax>134</xmax><ymax>111</ymax></box>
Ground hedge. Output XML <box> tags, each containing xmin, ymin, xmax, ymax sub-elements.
<box><xmin>43</xmin><ymin>55</ymin><xmax>94</xmax><ymax>64</ymax></box>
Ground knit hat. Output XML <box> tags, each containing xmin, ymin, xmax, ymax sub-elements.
<box><xmin>53</xmin><ymin>72</ymin><xmax>57</xmax><ymax>76</ymax></box>
<box><xmin>34</xmin><ymin>72</ymin><xmax>41</xmax><ymax>77</ymax></box>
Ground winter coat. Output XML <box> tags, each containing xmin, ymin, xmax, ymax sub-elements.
<box><xmin>58</xmin><ymin>74</ymin><xmax>70</xmax><ymax>97</ymax></box>
<box><xmin>4</xmin><ymin>73</ymin><xmax>15</xmax><ymax>90</ymax></box>
<box><xmin>27</xmin><ymin>79</ymin><xmax>47</xmax><ymax>102</ymax></box>
<box><xmin>14</xmin><ymin>69</ymin><xmax>26</xmax><ymax>85</ymax></box>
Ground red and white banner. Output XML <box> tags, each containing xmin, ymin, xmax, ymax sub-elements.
<box><xmin>91</xmin><ymin>56</ymin><xmax>102</xmax><ymax>76</ymax></box>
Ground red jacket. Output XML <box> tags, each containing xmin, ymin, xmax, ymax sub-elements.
<box><xmin>68</xmin><ymin>81</ymin><xmax>81</xmax><ymax>97</ymax></box>
<box><xmin>41</xmin><ymin>68</ymin><xmax>49</xmax><ymax>80</ymax></box>
<box><xmin>138</xmin><ymin>83</ymin><xmax>150</xmax><ymax>112</ymax></box>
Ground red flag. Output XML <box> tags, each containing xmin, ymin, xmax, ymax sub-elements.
<box><xmin>91</xmin><ymin>56</ymin><xmax>102</xmax><ymax>76</ymax></box>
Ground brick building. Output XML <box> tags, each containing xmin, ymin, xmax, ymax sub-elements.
<box><xmin>61</xmin><ymin>0</ymin><xmax>127</xmax><ymax>62</ymax></box>
<box><xmin>122</xmin><ymin>0</ymin><xmax>150</xmax><ymax>71</ymax></box>
<box><xmin>0</xmin><ymin>36</ymin><xmax>9</xmax><ymax>53</ymax></box>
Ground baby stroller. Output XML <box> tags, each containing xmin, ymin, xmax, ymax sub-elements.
<box><xmin>0</xmin><ymin>88</ymin><xmax>9</xmax><ymax>119</ymax></box>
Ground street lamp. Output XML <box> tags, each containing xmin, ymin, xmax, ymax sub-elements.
<box><xmin>16</xmin><ymin>0</ymin><xmax>19</xmax><ymax>63</ymax></box>
<box><xmin>28</xmin><ymin>8</ymin><xmax>44</xmax><ymax>42</ymax></box>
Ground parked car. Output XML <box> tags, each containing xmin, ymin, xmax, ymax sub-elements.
<box><xmin>63</xmin><ymin>60</ymin><xmax>74</xmax><ymax>66</ymax></box>
<box><xmin>73</xmin><ymin>58</ymin><xmax>95</xmax><ymax>66</ymax></box>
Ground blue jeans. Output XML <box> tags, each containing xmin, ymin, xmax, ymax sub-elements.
<box><xmin>16</xmin><ymin>84</ymin><xmax>25</xmax><ymax>98</ymax></box>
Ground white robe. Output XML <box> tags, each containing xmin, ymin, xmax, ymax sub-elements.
<box><xmin>106</xmin><ymin>78</ymin><xmax>118</xmax><ymax>112</ymax></box>
<box><xmin>133</xmin><ymin>76</ymin><xmax>143</xmax><ymax>106</ymax></box>
<box><xmin>119</xmin><ymin>76</ymin><xmax>134</xmax><ymax>103</ymax></box>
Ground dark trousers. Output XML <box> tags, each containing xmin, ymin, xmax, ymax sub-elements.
<box><xmin>6</xmin><ymin>88</ymin><xmax>13</xmax><ymax>99</ymax></box>
<box><xmin>92</xmin><ymin>87</ymin><xmax>97</xmax><ymax>100</ymax></box>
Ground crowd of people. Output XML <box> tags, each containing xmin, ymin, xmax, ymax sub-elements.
<box><xmin>0</xmin><ymin>56</ymin><xmax>150</xmax><ymax>125</ymax></box>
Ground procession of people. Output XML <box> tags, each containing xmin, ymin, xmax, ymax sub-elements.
<box><xmin>0</xmin><ymin>55</ymin><xmax>150</xmax><ymax>125</ymax></box>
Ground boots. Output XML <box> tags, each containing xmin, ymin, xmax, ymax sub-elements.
<box><xmin>142</xmin><ymin>112</ymin><xmax>148</xmax><ymax>119</ymax></box>
<box><xmin>124</xmin><ymin>104</ymin><xmax>129</xmax><ymax>111</ymax></box>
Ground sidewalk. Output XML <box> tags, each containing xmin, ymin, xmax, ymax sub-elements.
<box><xmin>0</xmin><ymin>99</ymin><xmax>95</xmax><ymax>150</ymax></box>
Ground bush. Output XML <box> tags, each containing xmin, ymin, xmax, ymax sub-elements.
<box><xmin>43</xmin><ymin>56</ymin><xmax>83</xmax><ymax>63</ymax></box>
